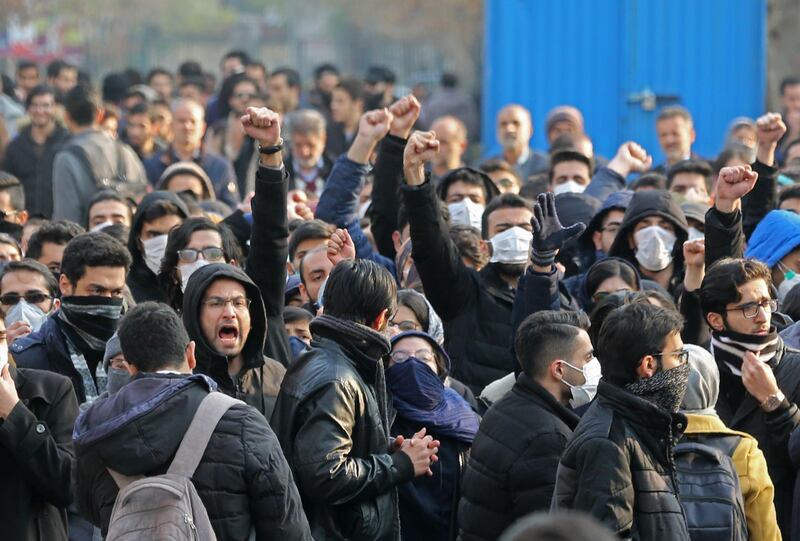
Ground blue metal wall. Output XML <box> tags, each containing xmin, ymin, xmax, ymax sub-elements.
<box><xmin>482</xmin><ymin>0</ymin><xmax>767</xmax><ymax>165</ymax></box>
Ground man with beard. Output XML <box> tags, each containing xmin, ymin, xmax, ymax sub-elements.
<box><xmin>401</xmin><ymin>129</ymin><xmax>534</xmax><ymax>393</ymax></box>
<box><xmin>11</xmin><ymin>232</ymin><xmax>130</xmax><ymax>405</ymax></box>
<box><xmin>2</xmin><ymin>85</ymin><xmax>69</xmax><ymax>199</ymax></box>
<box><xmin>285</xmin><ymin>109</ymin><xmax>333</xmax><ymax>198</ymax></box>
<box><xmin>491</xmin><ymin>104</ymin><xmax>549</xmax><ymax>180</ymax></box>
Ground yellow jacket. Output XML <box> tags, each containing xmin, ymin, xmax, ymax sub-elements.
<box><xmin>683</xmin><ymin>413</ymin><xmax>781</xmax><ymax>541</ymax></box>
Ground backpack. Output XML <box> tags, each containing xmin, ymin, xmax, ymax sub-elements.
<box><xmin>105</xmin><ymin>392</ymin><xmax>239</xmax><ymax>540</ymax></box>
<box><xmin>673</xmin><ymin>436</ymin><xmax>748</xmax><ymax>541</ymax></box>
<box><xmin>62</xmin><ymin>141</ymin><xmax>146</xmax><ymax>199</ymax></box>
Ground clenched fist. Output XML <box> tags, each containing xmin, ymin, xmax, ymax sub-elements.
<box><xmin>358</xmin><ymin>108</ymin><xmax>394</xmax><ymax>144</ymax></box>
<box><xmin>756</xmin><ymin>112</ymin><xmax>787</xmax><ymax>147</ymax></box>
<box><xmin>608</xmin><ymin>141</ymin><xmax>653</xmax><ymax>177</ymax></box>
<box><xmin>240</xmin><ymin>106</ymin><xmax>281</xmax><ymax>147</ymax></box>
<box><xmin>403</xmin><ymin>131</ymin><xmax>440</xmax><ymax>186</ymax></box>
<box><xmin>389</xmin><ymin>95</ymin><xmax>422</xmax><ymax>139</ymax></box>
<box><xmin>715</xmin><ymin>165</ymin><xmax>758</xmax><ymax>213</ymax></box>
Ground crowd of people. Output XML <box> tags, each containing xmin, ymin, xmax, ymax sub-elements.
<box><xmin>3</xmin><ymin>49</ymin><xmax>800</xmax><ymax>541</ymax></box>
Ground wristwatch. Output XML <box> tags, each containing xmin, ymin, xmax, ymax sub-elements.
<box><xmin>258</xmin><ymin>138</ymin><xmax>284</xmax><ymax>155</ymax></box>
<box><xmin>760</xmin><ymin>391</ymin><xmax>786</xmax><ymax>412</ymax></box>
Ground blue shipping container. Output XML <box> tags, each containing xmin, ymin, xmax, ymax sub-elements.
<box><xmin>482</xmin><ymin>0</ymin><xmax>767</xmax><ymax>166</ymax></box>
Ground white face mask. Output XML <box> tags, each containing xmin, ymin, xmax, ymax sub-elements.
<box><xmin>448</xmin><ymin>199</ymin><xmax>485</xmax><ymax>231</ymax></box>
<box><xmin>5</xmin><ymin>299</ymin><xmax>48</xmax><ymax>333</ymax></box>
<box><xmin>560</xmin><ymin>357</ymin><xmax>602</xmax><ymax>409</ymax></box>
<box><xmin>490</xmin><ymin>226</ymin><xmax>532</xmax><ymax>264</ymax></box>
<box><xmin>90</xmin><ymin>221</ymin><xmax>114</xmax><ymax>233</ymax></box>
<box><xmin>687</xmin><ymin>226</ymin><xmax>704</xmax><ymax>242</ymax></box>
<box><xmin>553</xmin><ymin>180</ymin><xmax>587</xmax><ymax>195</ymax></box>
<box><xmin>142</xmin><ymin>234</ymin><xmax>169</xmax><ymax>276</ymax></box>
<box><xmin>179</xmin><ymin>259</ymin><xmax>211</xmax><ymax>293</ymax></box>
<box><xmin>358</xmin><ymin>199</ymin><xmax>371</xmax><ymax>219</ymax></box>
<box><xmin>634</xmin><ymin>225</ymin><xmax>676</xmax><ymax>272</ymax></box>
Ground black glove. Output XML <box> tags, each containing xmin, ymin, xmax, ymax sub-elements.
<box><xmin>530</xmin><ymin>193</ymin><xmax>587</xmax><ymax>267</ymax></box>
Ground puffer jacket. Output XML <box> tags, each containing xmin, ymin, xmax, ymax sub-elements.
<box><xmin>401</xmin><ymin>178</ymin><xmax>516</xmax><ymax>394</ymax></box>
<box><xmin>271</xmin><ymin>315</ymin><xmax>415</xmax><ymax>541</ymax></box>
<box><xmin>458</xmin><ymin>373</ymin><xmax>580</xmax><ymax>541</ymax></box>
<box><xmin>682</xmin><ymin>413</ymin><xmax>780</xmax><ymax>541</ymax></box>
<box><xmin>126</xmin><ymin>191</ymin><xmax>189</xmax><ymax>303</ymax></box>
<box><xmin>183</xmin><ymin>263</ymin><xmax>285</xmax><ymax>420</ymax></box>
<box><xmin>607</xmin><ymin>189</ymin><xmax>688</xmax><ymax>298</ymax></box>
<box><xmin>552</xmin><ymin>380</ymin><xmax>690</xmax><ymax>541</ymax></box>
<box><xmin>73</xmin><ymin>373</ymin><xmax>311</xmax><ymax>539</ymax></box>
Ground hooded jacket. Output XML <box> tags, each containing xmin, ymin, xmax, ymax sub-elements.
<box><xmin>156</xmin><ymin>161</ymin><xmax>217</xmax><ymax>201</ymax></box>
<box><xmin>73</xmin><ymin>373</ymin><xmax>311</xmax><ymax>540</ymax></box>
<box><xmin>126</xmin><ymin>191</ymin><xmax>189</xmax><ymax>303</ymax></box>
<box><xmin>182</xmin><ymin>263</ymin><xmax>285</xmax><ymax>420</ymax></box>
<box><xmin>435</xmin><ymin>167</ymin><xmax>501</xmax><ymax>204</ymax></box>
<box><xmin>607</xmin><ymin>190</ymin><xmax>688</xmax><ymax>297</ymax></box>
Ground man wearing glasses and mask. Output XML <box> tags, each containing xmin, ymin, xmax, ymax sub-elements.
<box><xmin>700</xmin><ymin>257</ymin><xmax>800</xmax><ymax>538</ymax></box>
<box><xmin>0</xmin><ymin>259</ymin><xmax>59</xmax><ymax>344</ymax></box>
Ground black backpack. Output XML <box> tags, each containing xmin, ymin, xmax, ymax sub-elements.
<box><xmin>673</xmin><ymin>436</ymin><xmax>748</xmax><ymax>541</ymax></box>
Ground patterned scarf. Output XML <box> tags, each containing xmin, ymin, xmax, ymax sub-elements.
<box><xmin>625</xmin><ymin>362</ymin><xmax>691</xmax><ymax>413</ymax></box>
<box><xmin>710</xmin><ymin>327</ymin><xmax>780</xmax><ymax>376</ymax></box>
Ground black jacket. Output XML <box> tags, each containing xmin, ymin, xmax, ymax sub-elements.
<box><xmin>2</xmin><ymin>124</ymin><xmax>69</xmax><ymax>216</ymax></box>
<box><xmin>371</xmin><ymin>135</ymin><xmax>406</xmax><ymax>259</ymax></box>
<box><xmin>459</xmin><ymin>374</ymin><xmax>580</xmax><ymax>541</ymax></box>
<box><xmin>401</xmin><ymin>179</ymin><xmax>516</xmax><ymax>393</ymax></box>
<box><xmin>127</xmin><ymin>191</ymin><xmax>190</xmax><ymax>303</ymax></box>
<box><xmin>607</xmin><ymin>190</ymin><xmax>688</xmax><ymax>298</ymax></box>
<box><xmin>271</xmin><ymin>315</ymin><xmax>415</xmax><ymax>541</ymax></box>
<box><xmin>0</xmin><ymin>366</ymin><xmax>78</xmax><ymax>541</ymax></box>
<box><xmin>73</xmin><ymin>373</ymin><xmax>311</xmax><ymax>540</ymax></box>
<box><xmin>716</xmin><ymin>340</ymin><xmax>800</xmax><ymax>538</ymax></box>
<box><xmin>552</xmin><ymin>380</ymin><xmax>690</xmax><ymax>541</ymax></box>
<box><xmin>183</xmin><ymin>263</ymin><xmax>286</xmax><ymax>420</ymax></box>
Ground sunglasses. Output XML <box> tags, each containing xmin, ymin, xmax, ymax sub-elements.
<box><xmin>0</xmin><ymin>292</ymin><xmax>52</xmax><ymax>306</ymax></box>
<box><xmin>177</xmin><ymin>247</ymin><xmax>225</xmax><ymax>264</ymax></box>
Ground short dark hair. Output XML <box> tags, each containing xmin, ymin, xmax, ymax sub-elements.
<box><xmin>270</xmin><ymin>67</ymin><xmax>301</xmax><ymax>89</ymax></box>
<box><xmin>779</xmin><ymin>183</ymin><xmax>800</xmax><ymax>206</ymax></box>
<box><xmin>335</xmin><ymin>77</ymin><xmax>365</xmax><ymax>102</ymax></box>
<box><xmin>481</xmin><ymin>193</ymin><xmax>533</xmax><ymax>239</ymax></box>
<box><xmin>61</xmin><ymin>232</ymin><xmax>132</xmax><ymax>285</ymax></box>
<box><xmin>515</xmin><ymin>310</ymin><xmax>590</xmax><ymax>378</ymax></box>
<box><xmin>63</xmin><ymin>83</ymin><xmax>100</xmax><ymax>126</ymax></box>
<box><xmin>0</xmin><ymin>259</ymin><xmax>58</xmax><ymax>296</ymax></box>
<box><xmin>147</xmin><ymin>67</ymin><xmax>173</xmax><ymax>84</ymax></box>
<box><xmin>26</xmin><ymin>220</ymin><xmax>85</xmax><ymax>260</ymax></box>
<box><xmin>630</xmin><ymin>172</ymin><xmax>668</xmax><ymax>191</ymax></box>
<box><xmin>314</xmin><ymin>63</ymin><xmax>339</xmax><ymax>80</ymax></box>
<box><xmin>441</xmin><ymin>72</ymin><xmax>458</xmax><ymax>88</ymax></box>
<box><xmin>284</xmin><ymin>305</ymin><xmax>314</xmax><ymax>325</ymax></box>
<box><xmin>549</xmin><ymin>150</ymin><xmax>593</xmax><ymax>183</ymax></box>
<box><xmin>102</xmin><ymin>72</ymin><xmax>130</xmax><ymax>103</ymax></box>
<box><xmin>135</xmin><ymin>200</ymin><xmax>183</xmax><ymax>237</ymax></box>
<box><xmin>396</xmin><ymin>289</ymin><xmax>430</xmax><ymax>330</ymax></box>
<box><xmin>179</xmin><ymin>76</ymin><xmax>206</xmax><ymax>93</ymax></box>
<box><xmin>323</xmin><ymin>259</ymin><xmax>397</xmax><ymax>326</ymax></box>
<box><xmin>222</xmin><ymin>49</ymin><xmax>251</xmax><ymax>67</ymax></box>
<box><xmin>0</xmin><ymin>172</ymin><xmax>24</xmax><ymax>211</ymax></box>
<box><xmin>699</xmin><ymin>258</ymin><xmax>773</xmax><ymax>317</ymax></box>
<box><xmin>288</xmin><ymin>220</ymin><xmax>334</xmax><ymax>261</ymax></box>
<box><xmin>127</xmin><ymin>101</ymin><xmax>149</xmax><ymax>118</ymax></box>
<box><xmin>585</xmin><ymin>259</ymin><xmax>639</xmax><ymax>300</ymax></box>
<box><xmin>47</xmin><ymin>59</ymin><xmax>75</xmax><ymax>79</ymax></box>
<box><xmin>118</xmin><ymin>302</ymin><xmax>190</xmax><ymax>372</ymax></box>
<box><xmin>178</xmin><ymin>61</ymin><xmax>203</xmax><ymax>78</ymax></box>
<box><xmin>98</xmin><ymin>223</ymin><xmax>129</xmax><ymax>245</ymax></box>
<box><xmin>667</xmin><ymin>159</ymin><xmax>713</xmax><ymax>192</ymax></box>
<box><xmin>88</xmin><ymin>191</ymin><xmax>133</xmax><ymax>221</ymax></box>
<box><xmin>24</xmin><ymin>84</ymin><xmax>55</xmax><ymax>110</ymax></box>
<box><xmin>17</xmin><ymin>60</ymin><xmax>38</xmax><ymax>74</ymax></box>
<box><xmin>597</xmin><ymin>302</ymin><xmax>684</xmax><ymax>386</ymax></box>
<box><xmin>781</xmin><ymin>77</ymin><xmax>800</xmax><ymax>95</ymax></box>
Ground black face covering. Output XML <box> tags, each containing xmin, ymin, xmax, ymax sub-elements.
<box><xmin>495</xmin><ymin>262</ymin><xmax>527</xmax><ymax>278</ymax></box>
<box><xmin>625</xmin><ymin>361</ymin><xmax>691</xmax><ymax>413</ymax></box>
<box><xmin>57</xmin><ymin>296</ymin><xmax>124</xmax><ymax>352</ymax></box>
<box><xmin>0</xmin><ymin>221</ymin><xmax>23</xmax><ymax>242</ymax></box>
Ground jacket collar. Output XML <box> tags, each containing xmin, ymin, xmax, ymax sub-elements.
<box><xmin>310</xmin><ymin>315</ymin><xmax>390</xmax><ymax>379</ymax></box>
<box><xmin>597</xmin><ymin>379</ymin><xmax>686</xmax><ymax>436</ymax></box>
<box><xmin>480</xmin><ymin>263</ymin><xmax>516</xmax><ymax>303</ymax></box>
<box><xmin>9</xmin><ymin>364</ymin><xmax>57</xmax><ymax>405</ymax></box>
<box><xmin>514</xmin><ymin>373</ymin><xmax>581</xmax><ymax>429</ymax></box>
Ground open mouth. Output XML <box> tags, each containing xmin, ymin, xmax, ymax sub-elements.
<box><xmin>218</xmin><ymin>325</ymin><xmax>239</xmax><ymax>346</ymax></box>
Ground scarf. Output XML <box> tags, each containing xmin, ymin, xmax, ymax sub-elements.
<box><xmin>625</xmin><ymin>362</ymin><xmax>691</xmax><ymax>413</ymax></box>
<box><xmin>710</xmin><ymin>327</ymin><xmax>781</xmax><ymax>376</ymax></box>
<box><xmin>385</xmin><ymin>358</ymin><xmax>479</xmax><ymax>443</ymax></box>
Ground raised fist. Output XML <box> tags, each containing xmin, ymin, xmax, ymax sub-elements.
<box><xmin>756</xmin><ymin>112</ymin><xmax>787</xmax><ymax>147</ymax></box>
<box><xmin>240</xmin><ymin>107</ymin><xmax>281</xmax><ymax>147</ymax></box>
<box><xmin>358</xmin><ymin>108</ymin><xmax>394</xmax><ymax>143</ymax></box>
<box><xmin>609</xmin><ymin>142</ymin><xmax>652</xmax><ymax>176</ymax></box>
<box><xmin>389</xmin><ymin>95</ymin><xmax>422</xmax><ymax>139</ymax></box>
<box><xmin>403</xmin><ymin>130</ymin><xmax>440</xmax><ymax>185</ymax></box>
<box><xmin>683</xmin><ymin>238</ymin><xmax>705</xmax><ymax>269</ymax></box>
<box><xmin>327</xmin><ymin>228</ymin><xmax>356</xmax><ymax>266</ymax></box>
<box><xmin>716</xmin><ymin>165</ymin><xmax>758</xmax><ymax>203</ymax></box>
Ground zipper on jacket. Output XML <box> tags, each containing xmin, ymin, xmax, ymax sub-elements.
<box><xmin>184</xmin><ymin>514</ymin><xmax>199</xmax><ymax>540</ymax></box>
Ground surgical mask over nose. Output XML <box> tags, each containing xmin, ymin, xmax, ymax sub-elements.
<box><xmin>5</xmin><ymin>299</ymin><xmax>48</xmax><ymax>333</ymax></box>
<box><xmin>553</xmin><ymin>180</ymin><xmax>587</xmax><ymax>195</ymax></box>
<box><xmin>179</xmin><ymin>259</ymin><xmax>211</xmax><ymax>292</ymax></box>
<box><xmin>448</xmin><ymin>199</ymin><xmax>485</xmax><ymax>231</ymax></box>
<box><xmin>142</xmin><ymin>234</ymin><xmax>169</xmax><ymax>276</ymax></box>
<box><xmin>559</xmin><ymin>357</ymin><xmax>602</xmax><ymax>409</ymax></box>
<box><xmin>490</xmin><ymin>226</ymin><xmax>532</xmax><ymax>264</ymax></box>
<box><xmin>634</xmin><ymin>225</ymin><xmax>676</xmax><ymax>272</ymax></box>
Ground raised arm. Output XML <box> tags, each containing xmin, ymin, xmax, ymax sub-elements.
<box><xmin>707</xmin><ymin>165</ymin><xmax>759</xmax><ymax>267</ymax></box>
<box><xmin>742</xmin><ymin>113</ymin><xmax>785</xmax><ymax>239</ymax></box>
<box><xmin>585</xmin><ymin>142</ymin><xmax>652</xmax><ymax>201</ymax></box>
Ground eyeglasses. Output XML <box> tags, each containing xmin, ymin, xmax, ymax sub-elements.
<box><xmin>177</xmin><ymin>247</ymin><xmax>225</xmax><ymax>263</ymax></box>
<box><xmin>389</xmin><ymin>320</ymin><xmax>421</xmax><ymax>332</ymax></box>
<box><xmin>591</xmin><ymin>288</ymin><xmax>632</xmax><ymax>303</ymax></box>
<box><xmin>201</xmin><ymin>295</ymin><xmax>251</xmax><ymax>312</ymax></box>
<box><xmin>0</xmin><ymin>292</ymin><xmax>52</xmax><ymax>306</ymax></box>
<box><xmin>390</xmin><ymin>349</ymin><xmax>436</xmax><ymax>364</ymax></box>
<box><xmin>651</xmin><ymin>349</ymin><xmax>689</xmax><ymax>365</ymax></box>
<box><xmin>727</xmin><ymin>299</ymin><xmax>777</xmax><ymax>319</ymax></box>
<box><xmin>0</xmin><ymin>210</ymin><xmax>20</xmax><ymax>221</ymax></box>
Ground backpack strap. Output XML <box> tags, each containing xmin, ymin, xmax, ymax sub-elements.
<box><xmin>106</xmin><ymin>468</ymin><xmax>144</xmax><ymax>490</ymax></box>
<box><xmin>167</xmin><ymin>392</ymin><xmax>240</xmax><ymax>478</ymax></box>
